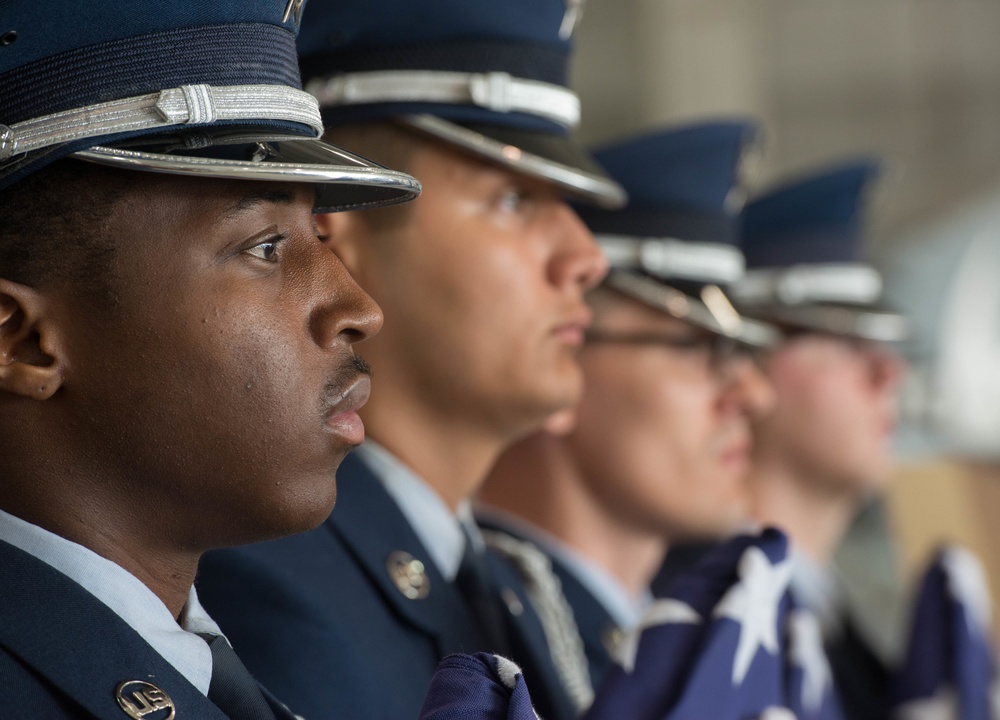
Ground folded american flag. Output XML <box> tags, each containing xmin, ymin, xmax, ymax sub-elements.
<box><xmin>419</xmin><ymin>653</ymin><xmax>541</xmax><ymax>720</ymax></box>
<box><xmin>586</xmin><ymin>528</ymin><xmax>798</xmax><ymax>720</ymax></box>
<box><xmin>889</xmin><ymin>546</ymin><xmax>999</xmax><ymax>720</ymax></box>
<box><xmin>421</xmin><ymin>529</ymin><xmax>846</xmax><ymax>720</ymax></box>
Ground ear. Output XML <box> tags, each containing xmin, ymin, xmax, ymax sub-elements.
<box><xmin>0</xmin><ymin>279</ymin><xmax>64</xmax><ymax>400</ymax></box>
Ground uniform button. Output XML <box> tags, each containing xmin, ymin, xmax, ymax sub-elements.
<box><xmin>386</xmin><ymin>551</ymin><xmax>431</xmax><ymax>599</ymax></box>
<box><xmin>500</xmin><ymin>587</ymin><xmax>524</xmax><ymax>616</ymax></box>
<box><xmin>602</xmin><ymin>624</ymin><xmax>626</xmax><ymax>655</ymax></box>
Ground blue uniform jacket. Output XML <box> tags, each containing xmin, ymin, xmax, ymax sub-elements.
<box><xmin>0</xmin><ymin>537</ymin><xmax>295</xmax><ymax>720</ymax></box>
<box><xmin>198</xmin><ymin>453</ymin><xmax>576</xmax><ymax>720</ymax></box>
<box><xmin>477</xmin><ymin>518</ymin><xmax>620</xmax><ymax>694</ymax></box>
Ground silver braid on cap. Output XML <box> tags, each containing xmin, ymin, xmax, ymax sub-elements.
<box><xmin>482</xmin><ymin>530</ymin><xmax>595</xmax><ymax>713</ymax></box>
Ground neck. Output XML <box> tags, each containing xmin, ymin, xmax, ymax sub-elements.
<box><xmin>480</xmin><ymin>436</ymin><xmax>667</xmax><ymax>599</ymax></box>
<box><xmin>362</xmin><ymin>390</ymin><xmax>510</xmax><ymax>512</ymax></box>
<box><xmin>0</xmin><ymin>437</ymin><xmax>201</xmax><ymax>618</ymax></box>
<box><xmin>0</xmin><ymin>465</ymin><xmax>198</xmax><ymax>619</ymax></box>
<box><xmin>747</xmin><ymin>459</ymin><xmax>860</xmax><ymax>564</ymax></box>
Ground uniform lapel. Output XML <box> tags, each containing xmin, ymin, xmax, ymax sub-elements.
<box><xmin>327</xmin><ymin>453</ymin><xmax>491</xmax><ymax>656</ymax></box>
<box><xmin>487</xmin><ymin>549</ymin><xmax>580</xmax><ymax>720</ymax></box>
<box><xmin>0</xmin><ymin>538</ymin><xmax>229</xmax><ymax>720</ymax></box>
<box><xmin>548</xmin><ymin>555</ymin><xmax>620</xmax><ymax>687</ymax></box>
<box><xmin>260</xmin><ymin>684</ymin><xmax>305</xmax><ymax>720</ymax></box>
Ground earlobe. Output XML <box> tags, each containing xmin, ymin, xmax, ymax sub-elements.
<box><xmin>0</xmin><ymin>280</ymin><xmax>64</xmax><ymax>400</ymax></box>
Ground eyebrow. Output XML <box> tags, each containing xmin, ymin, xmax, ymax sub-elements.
<box><xmin>223</xmin><ymin>188</ymin><xmax>299</xmax><ymax>219</ymax></box>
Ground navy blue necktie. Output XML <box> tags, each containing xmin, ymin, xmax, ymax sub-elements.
<box><xmin>201</xmin><ymin>634</ymin><xmax>278</xmax><ymax>720</ymax></box>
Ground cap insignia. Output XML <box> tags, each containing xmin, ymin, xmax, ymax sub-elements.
<box><xmin>283</xmin><ymin>0</ymin><xmax>306</xmax><ymax>29</ymax></box>
<box><xmin>560</xmin><ymin>0</ymin><xmax>587</xmax><ymax>39</ymax></box>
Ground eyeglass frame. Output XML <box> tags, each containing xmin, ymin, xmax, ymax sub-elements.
<box><xmin>583</xmin><ymin>327</ymin><xmax>763</xmax><ymax>376</ymax></box>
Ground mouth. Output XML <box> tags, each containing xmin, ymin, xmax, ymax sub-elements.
<box><xmin>718</xmin><ymin>432</ymin><xmax>752</xmax><ymax>471</ymax></box>
<box><xmin>323</xmin><ymin>375</ymin><xmax>372</xmax><ymax>446</ymax></box>
<box><xmin>721</xmin><ymin>444</ymin><xmax>750</xmax><ymax>467</ymax></box>
<box><xmin>551</xmin><ymin>307</ymin><xmax>594</xmax><ymax>347</ymax></box>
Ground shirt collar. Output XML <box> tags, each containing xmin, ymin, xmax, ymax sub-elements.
<box><xmin>353</xmin><ymin>440</ymin><xmax>479</xmax><ymax>581</ymax></box>
<box><xmin>0</xmin><ymin>508</ymin><xmax>220</xmax><ymax>694</ymax></box>
<box><xmin>790</xmin><ymin>547</ymin><xmax>845</xmax><ymax>637</ymax></box>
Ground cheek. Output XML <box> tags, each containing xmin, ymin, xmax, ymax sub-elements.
<box><xmin>120</xmin><ymin>283</ymin><xmax>324</xmax><ymax>470</ymax></box>
<box><xmin>767</xmin><ymin>361</ymin><xmax>870</xmax><ymax>457</ymax></box>
<box><xmin>576</xmin><ymin>358</ymin><xmax>701</xmax><ymax>475</ymax></box>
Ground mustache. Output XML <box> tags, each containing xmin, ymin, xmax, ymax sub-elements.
<box><xmin>321</xmin><ymin>355</ymin><xmax>372</xmax><ymax>409</ymax></box>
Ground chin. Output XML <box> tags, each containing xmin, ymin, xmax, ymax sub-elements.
<box><xmin>269</xmin><ymin>475</ymin><xmax>340</xmax><ymax>538</ymax></box>
<box><xmin>523</xmin><ymin>372</ymin><xmax>582</xmax><ymax>416</ymax></box>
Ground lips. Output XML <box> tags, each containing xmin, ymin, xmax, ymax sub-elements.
<box><xmin>551</xmin><ymin>306</ymin><xmax>593</xmax><ymax>347</ymax></box>
<box><xmin>323</xmin><ymin>375</ymin><xmax>372</xmax><ymax>446</ymax></box>
<box><xmin>721</xmin><ymin>443</ymin><xmax>751</xmax><ymax>469</ymax></box>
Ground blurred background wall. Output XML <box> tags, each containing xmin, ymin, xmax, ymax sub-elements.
<box><xmin>568</xmin><ymin>0</ymin><xmax>1000</xmax><ymax>649</ymax></box>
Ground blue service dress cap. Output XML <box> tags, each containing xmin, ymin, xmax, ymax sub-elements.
<box><xmin>734</xmin><ymin>160</ymin><xmax>908</xmax><ymax>341</ymax></box>
<box><xmin>577</xmin><ymin>121</ymin><xmax>778</xmax><ymax>347</ymax></box>
<box><xmin>0</xmin><ymin>0</ymin><xmax>420</xmax><ymax>211</ymax></box>
<box><xmin>296</xmin><ymin>0</ymin><xmax>625</xmax><ymax>208</ymax></box>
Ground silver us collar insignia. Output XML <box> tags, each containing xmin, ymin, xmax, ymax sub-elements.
<box><xmin>116</xmin><ymin>680</ymin><xmax>176</xmax><ymax>720</ymax></box>
<box><xmin>560</xmin><ymin>0</ymin><xmax>587</xmax><ymax>39</ymax></box>
<box><xmin>283</xmin><ymin>0</ymin><xmax>306</xmax><ymax>28</ymax></box>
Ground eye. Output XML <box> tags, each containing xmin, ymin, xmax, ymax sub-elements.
<box><xmin>245</xmin><ymin>235</ymin><xmax>286</xmax><ymax>262</ymax></box>
<box><xmin>497</xmin><ymin>187</ymin><xmax>529</xmax><ymax>214</ymax></box>
<box><xmin>312</xmin><ymin>218</ymin><xmax>331</xmax><ymax>243</ymax></box>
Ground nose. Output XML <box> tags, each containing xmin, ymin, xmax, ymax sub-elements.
<box><xmin>868</xmin><ymin>344</ymin><xmax>907</xmax><ymax>393</ymax></box>
<box><xmin>721</xmin><ymin>355</ymin><xmax>777</xmax><ymax>420</ymax></box>
<box><xmin>309</xmin><ymin>237</ymin><xmax>384</xmax><ymax>348</ymax></box>
<box><xmin>547</xmin><ymin>202</ymin><xmax>609</xmax><ymax>293</ymax></box>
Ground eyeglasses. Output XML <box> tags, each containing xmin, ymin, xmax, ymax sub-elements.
<box><xmin>584</xmin><ymin>328</ymin><xmax>759</xmax><ymax>375</ymax></box>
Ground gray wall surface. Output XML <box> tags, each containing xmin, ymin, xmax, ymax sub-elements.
<box><xmin>570</xmin><ymin>0</ymin><xmax>1000</xmax><ymax>243</ymax></box>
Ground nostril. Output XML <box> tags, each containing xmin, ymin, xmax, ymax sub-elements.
<box><xmin>342</xmin><ymin>327</ymin><xmax>366</xmax><ymax>343</ymax></box>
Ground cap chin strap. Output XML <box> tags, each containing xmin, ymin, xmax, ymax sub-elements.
<box><xmin>733</xmin><ymin>263</ymin><xmax>883</xmax><ymax>306</ymax></box>
<box><xmin>306</xmin><ymin>70</ymin><xmax>581</xmax><ymax>129</ymax></box>
<box><xmin>0</xmin><ymin>84</ymin><xmax>324</xmax><ymax>162</ymax></box>
<box><xmin>598</xmin><ymin>234</ymin><xmax>746</xmax><ymax>286</ymax></box>
<box><xmin>399</xmin><ymin>114</ymin><xmax>626</xmax><ymax>209</ymax></box>
<box><xmin>761</xmin><ymin>304</ymin><xmax>909</xmax><ymax>343</ymax></box>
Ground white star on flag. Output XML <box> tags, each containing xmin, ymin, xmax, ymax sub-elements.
<box><xmin>758</xmin><ymin>708</ymin><xmax>798</xmax><ymax>720</ymax></box>
<box><xmin>941</xmin><ymin>546</ymin><xmax>992</xmax><ymax>639</ymax></box>
<box><xmin>892</xmin><ymin>688</ymin><xmax>957</xmax><ymax>720</ymax></box>
<box><xmin>612</xmin><ymin>598</ymin><xmax>701</xmax><ymax>673</ymax></box>
<box><xmin>788</xmin><ymin>608</ymin><xmax>833</xmax><ymax>712</ymax></box>
<box><xmin>713</xmin><ymin>546</ymin><xmax>793</xmax><ymax>685</ymax></box>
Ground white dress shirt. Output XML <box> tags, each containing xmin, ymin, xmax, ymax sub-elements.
<box><xmin>0</xmin><ymin>508</ymin><xmax>221</xmax><ymax>694</ymax></box>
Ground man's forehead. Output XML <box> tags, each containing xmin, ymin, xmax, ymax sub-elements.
<box><xmin>137</xmin><ymin>176</ymin><xmax>314</xmax><ymax>217</ymax></box>
<box><xmin>417</xmin><ymin>137</ymin><xmax>565</xmax><ymax>197</ymax></box>
<box><xmin>222</xmin><ymin>186</ymin><xmax>306</xmax><ymax>219</ymax></box>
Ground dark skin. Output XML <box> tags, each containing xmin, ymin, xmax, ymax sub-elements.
<box><xmin>0</xmin><ymin>173</ymin><xmax>382</xmax><ymax>617</ymax></box>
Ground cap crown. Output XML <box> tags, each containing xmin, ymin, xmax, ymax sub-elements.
<box><xmin>1</xmin><ymin>1</ymin><xmax>304</xmax><ymax>126</ymax></box>
<box><xmin>297</xmin><ymin>0</ymin><xmax>581</xmax><ymax>132</ymax></box>
<box><xmin>741</xmin><ymin>160</ymin><xmax>879</xmax><ymax>269</ymax></box>
<box><xmin>579</xmin><ymin>121</ymin><xmax>758</xmax><ymax>245</ymax></box>
<box><xmin>0</xmin><ymin>0</ymin><xmax>319</xmax><ymax>190</ymax></box>
<box><xmin>0</xmin><ymin>0</ymin><xmax>428</xmax><ymax>210</ymax></box>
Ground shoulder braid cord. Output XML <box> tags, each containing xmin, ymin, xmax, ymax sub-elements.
<box><xmin>482</xmin><ymin>529</ymin><xmax>596</xmax><ymax>713</ymax></box>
